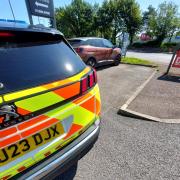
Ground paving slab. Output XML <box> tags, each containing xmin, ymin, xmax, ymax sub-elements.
<box><xmin>128</xmin><ymin>73</ymin><xmax>180</xmax><ymax>119</ymax></box>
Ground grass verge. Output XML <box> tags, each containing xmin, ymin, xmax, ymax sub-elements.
<box><xmin>122</xmin><ymin>57</ymin><xmax>157</xmax><ymax>67</ymax></box>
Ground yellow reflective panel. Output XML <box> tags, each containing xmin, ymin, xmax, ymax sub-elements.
<box><xmin>94</xmin><ymin>84</ymin><xmax>101</xmax><ymax>102</ymax></box>
<box><xmin>16</xmin><ymin>91</ymin><xmax>64</xmax><ymax>112</ymax></box>
<box><xmin>0</xmin><ymin>97</ymin><xmax>3</xmax><ymax>104</ymax></box>
<box><xmin>4</xmin><ymin>86</ymin><xmax>47</xmax><ymax>101</ymax></box>
<box><xmin>42</xmin><ymin>79</ymin><xmax>72</xmax><ymax>89</ymax></box>
<box><xmin>0</xmin><ymin>158</ymin><xmax>35</xmax><ymax>179</ymax></box>
<box><xmin>3</xmin><ymin>67</ymin><xmax>90</xmax><ymax>102</ymax></box>
<box><xmin>69</xmin><ymin>67</ymin><xmax>91</xmax><ymax>81</ymax></box>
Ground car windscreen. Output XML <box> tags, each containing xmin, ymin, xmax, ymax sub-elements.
<box><xmin>103</xmin><ymin>39</ymin><xmax>113</xmax><ymax>48</ymax></box>
<box><xmin>0</xmin><ymin>30</ymin><xmax>86</xmax><ymax>95</ymax></box>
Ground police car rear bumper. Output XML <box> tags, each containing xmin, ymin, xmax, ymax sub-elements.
<box><xmin>18</xmin><ymin>118</ymin><xmax>100</xmax><ymax>180</ymax></box>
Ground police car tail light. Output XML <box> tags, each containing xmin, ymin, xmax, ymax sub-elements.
<box><xmin>81</xmin><ymin>77</ymin><xmax>88</xmax><ymax>93</ymax></box>
<box><xmin>81</xmin><ymin>68</ymin><xmax>97</xmax><ymax>93</ymax></box>
<box><xmin>89</xmin><ymin>72</ymin><xmax>94</xmax><ymax>88</ymax></box>
<box><xmin>93</xmin><ymin>68</ymin><xmax>97</xmax><ymax>83</ymax></box>
<box><xmin>0</xmin><ymin>32</ymin><xmax>14</xmax><ymax>37</ymax></box>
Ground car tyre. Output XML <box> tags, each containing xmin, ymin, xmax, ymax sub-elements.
<box><xmin>114</xmin><ymin>54</ymin><xmax>121</xmax><ymax>66</ymax></box>
<box><xmin>86</xmin><ymin>58</ymin><xmax>96</xmax><ymax>67</ymax></box>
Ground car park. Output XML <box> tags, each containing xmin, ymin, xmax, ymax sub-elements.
<box><xmin>0</xmin><ymin>23</ymin><xmax>101</xmax><ymax>179</ymax></box>
<box><xmin>68</xmin><ymin>37</ymin><xmax>121</xmax><ymax>67</ymax></box>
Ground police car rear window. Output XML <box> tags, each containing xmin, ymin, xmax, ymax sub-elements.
<box><xmin>0</xmin><ymin>30</ymin><xmax>86</xmax><ymax>95</ymax></box>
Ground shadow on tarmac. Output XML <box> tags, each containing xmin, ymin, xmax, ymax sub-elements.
<box><xmin>53</xmin><ymin>162</ymin><xmax>78</xmax><ymax>180</ymax></box>
<box><xmin>158</xmin><ymin>74</ymin><xmax>180</xmax><ymax>83</ymax></box>
<box><xmin>95</xmin><ymin>61</ymin><xmax>116</xmax><ymax>72</ymax></box>
<box><xmin>52</xmin><ymin>142</ymin><xmax>97</xmax><ymax>180</ymax></box>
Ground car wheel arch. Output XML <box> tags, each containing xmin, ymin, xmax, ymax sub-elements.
<box><xmin>86</xmin><ymin>57</ymin><xmax>97</xmax><ymax>67</ymax></box>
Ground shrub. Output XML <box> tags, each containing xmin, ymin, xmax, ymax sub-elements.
<box><xmin>132</xmin><ymin>40</ymin><xmax>160</xmax><ymax>48</ymax></box>
<box><xmin>160</xmin><ymin>42</ymin><xmax>178</xmax><ymax>52</ymax></box>
<box><xmin>131</xmin><ymin>41</ymin><xmax>144</xmax><ymax>48</ymax></box>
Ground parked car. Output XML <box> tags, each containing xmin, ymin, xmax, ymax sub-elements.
<box><xmin>68</xmin><ymin>37</ymin><xmax>121</xmax><ymax>67</ymax></box>
<box><xmin>0</xmin><ymin>23</ymin><xmax>101</xmax><ymax>179</ymax></box>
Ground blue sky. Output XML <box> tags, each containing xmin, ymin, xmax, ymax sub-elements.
<box><xmin>0</xmin><ymin>0</ymin><xmax>179</xmax><ymax>24</ymax></box>
<box><xmin>54</xmin><ymin>0</ymin><xmax>180</xmax><ymax>11</ymax></box>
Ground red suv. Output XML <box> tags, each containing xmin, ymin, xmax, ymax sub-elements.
<box><xmin>68</xmin><ymin>37</ymin><xmax>121</xmax><ymax>67</ymax></box>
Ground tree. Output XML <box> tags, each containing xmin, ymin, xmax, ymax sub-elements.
<box><xmin>168</xmin><ymin>16</ymin><xmax>180</xmax><ymax>42</ymax></box>
<box><xmin>111</xmin><ymin>0</ymin><xmax>125</xmax><ymax>44</ymax></box>
<box><xmin>55</xmin><ymin>0</ymin><xmax>95</xmax><ymax>37</ymax></box>
<box><xmin>117</xmin><ymin>0</ymin><xmax>142</xmax><ymax>44</ymax></box>
<box><xmin>176</xmin><ymin>31</ymin><xmax>180</xmax><ymax>36</ymax></box>
<box><xmin>55</xmin><ymin>0</ymin><xmax>142</xmax><ymax>44</ymax></box>
<box><xmin>96</xmin><ymin>0</ymin><xmax>141</xmax><ymax>44</ymax></box>
<box><xmin>143</xmin><ymin>5</ymin><xmax>156</xmax><ymax>35</ymax></box>
<box><xmin>147</xmin><ymin>2</ymin><xmax>180</xmax><ymax>44</ymax></box>
<box><xmin>55</xmin><ymin>7</ymin><xmax>72</xmax><ymax>37</ymax></box>
<box><xmin>95</xmin><ymin>0</ymin><xmax>114</xmax><ymax>40</ymax></box>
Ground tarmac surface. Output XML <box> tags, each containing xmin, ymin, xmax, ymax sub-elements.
<box><xmin>55</xmin><ymin>64</ymin><xmax>180</xmax><ymax>180</ymax></box>
<box><xmin>127</xmin><ymin>51</ymin><xmax>172</xmax><ymax>65</ymax></box>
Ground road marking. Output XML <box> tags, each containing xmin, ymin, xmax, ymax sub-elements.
<box><xmin>119</xmin><ymin>69</ymin><xmax>180</xmax><ymax>123</ymax></box>
<box><xmin>121</xmin><ymin>70</ymin><xmax>157</xmax><ymax>110</ymax></box>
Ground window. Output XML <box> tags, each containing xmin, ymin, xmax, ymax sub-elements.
<box><xmin>103</xmin><ymin>39</ymin><xmax>113</xmax><ymax>48</ymax></box>
<box><xmin>0</xmin><ymin>34</ymin><xmax>85</xmax><ymax>94</ymax></box>
<box><xmin>87</xmin><ymin>39</ymin><xmax>104</xmax><ymax>47</ymax></box>
<box><xmin>68</xmin><ymin>39</ymin><xmax>84</xmax><ymax>47</ymax></box>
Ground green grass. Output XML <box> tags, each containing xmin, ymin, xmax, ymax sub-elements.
<box><xmin>122</xmin><ymin>57</ymin><xmax>157</xmax><ymax>67</ymax></box>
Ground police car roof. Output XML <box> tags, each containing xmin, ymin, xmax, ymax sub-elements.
<box><xmin>0</xmin><ymin>21</ymin><xmax>63</xmax><ymax>36</ymax></box>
